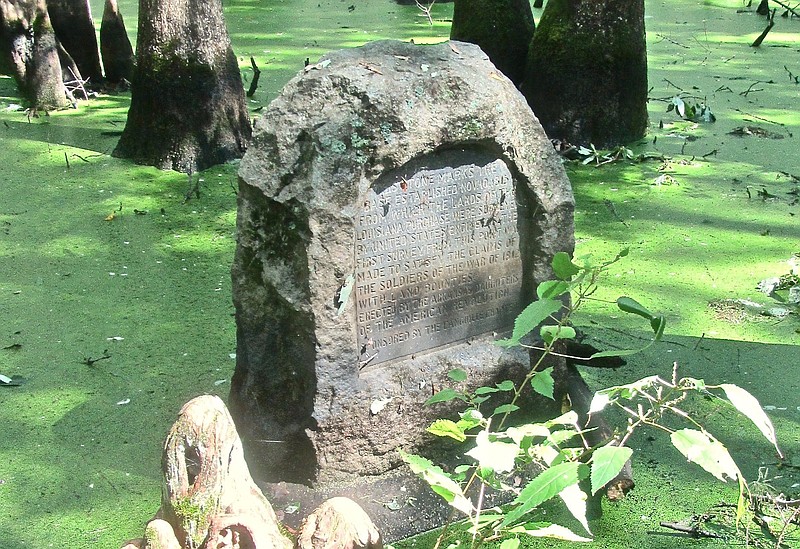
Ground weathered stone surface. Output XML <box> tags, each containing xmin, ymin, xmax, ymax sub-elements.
<box><xmin>230</xmin><ymin>39</ymin><xmax>574</xmax><ymax>484</ymax></box>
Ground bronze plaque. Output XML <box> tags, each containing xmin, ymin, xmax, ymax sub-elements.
<box><xmin>355</xmin><ymin>150</ymin><xmax>522</xmax><ymax>366</ymax></box>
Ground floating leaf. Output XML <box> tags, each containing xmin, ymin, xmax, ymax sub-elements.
<box><xmin>719</xmin><ymin>384</ymin><xmax>782</xmax><ymax>458</ymax></box>
<box><xmin>590</xmin><ymin>445</ymin><xmax>633</xmax><ymax>495</ymax></box>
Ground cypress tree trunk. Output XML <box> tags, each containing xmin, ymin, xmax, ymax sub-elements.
<box><xmin>113</xmin><ymin>0</ymin><xmax>250</xmax><ymax>172</ymax></box>
<box><xmin>0</xmin><ymin>0</ymin><xmax>70</xmax><ymax>109</ymax></box>
<box><xmin>47</xmin><ymin>0</ymin><xmax>103</xmax><ymax>85</ymax></box>
<box><xmin>100</xmin><ymin>0</ymin><xmax>134</xmax><ymax>84</ymax></box>
<box><xmin>450</xmin><ymin>0</ymin><xmax>535</xmax><ymax>85</ymax></box>
<box><xmin>522</xmin><ymin>0</ymin><xmax>648</xmax><ymax>147</ymax></box>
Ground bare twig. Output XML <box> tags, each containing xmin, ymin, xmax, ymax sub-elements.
<box><xmin>246</xmin><ymin>57</ymin><xmax>261</xmax><ymax>98</ymax></box>
<box><xmin>415</xmin><ymin>0</ymin><xmax>436</xmax><ymax>25</ymax></box>
<box><xmin>751</xmin><ymin>9</ymin><xmax>775</xmax><ymax>47</ymax></box>
<box><xmin>769</xmin><ymin>0</ymin><xmax>800</xmax><ymax>16</ymax></box>
<box><xmin>659</xmin><ymin>521</ymin><xmax>725</xmax><ymax>539</ymax></box>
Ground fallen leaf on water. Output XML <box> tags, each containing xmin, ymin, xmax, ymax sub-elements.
<box><xmin>116</xmin><ymin>398</ymin><xmax>130</xmax><ymax>405</ymax></box>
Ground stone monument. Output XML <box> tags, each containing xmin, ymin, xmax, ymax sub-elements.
<box><xmin>230</xmin><ymin>39</ymin><xmax>574</xmax><ymax>533</ymax></box>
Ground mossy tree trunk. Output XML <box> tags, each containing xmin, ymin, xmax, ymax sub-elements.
<box><xmin>0</xmin><ymin>0</ymin><xmax>71</xmax><ymax>108</ymax></box>
<box><xmin>522</xmin><ymin>0</ymin><xmax>648</xmax><ymax>147</ymax></box>
<box><xmin>47</xmin><ymin>0</ymin><xmax>103</xmax><ymax>85</ymax></box>
<box><xmin>100</xmin><ymin>0</ymin><xmax>134</xmax><ymax>84</ymax></box>
<box><xmin>450</xmin><ymin>0</ymin><xmax>535</xmax><ymax>85</ymax></box>
<box><xmin>113</xmin><ymin>0</ymin><xmax>250</xmax><ymax>172</ymax></box>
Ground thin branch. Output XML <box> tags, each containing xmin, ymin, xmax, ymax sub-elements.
<box><xmin>751</xmin><ymin>9</ymin><xmax>776</xmax><ymax>47</ymax></box>
<box><xmin>246</xmin><ymin>57</ymin><xmax>261</xmax><ymax>98</ymax></box>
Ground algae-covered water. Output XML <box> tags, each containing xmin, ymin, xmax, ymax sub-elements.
<box><xmin>0</xmin><ymin>1</ymin><xmax>798</xmax><ymax>548</ymax></box>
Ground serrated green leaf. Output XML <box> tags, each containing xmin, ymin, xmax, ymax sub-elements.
<box><xmin>559</xmin><ymin>482</ymin><xmax>592</xmax><ymax>535</ymax></box>
<box><xmin>427</xmin><ymin>419</ymin><xmax>466</xmax><ymax>442</ymax></box>
<box><xmin>616</xmin><ymin>296</ymin><xmax>654</xmax><ymax>319</ymax></box>
<box><xmin>552</xmin><ymin>252</ymin><xmax>581</xmax><ymax>280</ymax></box>
<box><xmin>530</xmin><ymin>367</ymin><xmax>555</xmax><ymax>400</ymax></box>
<box><xmin>447</xmin><ymin>368</ymin><xmax>467</xmax><ymax>382</ymax></box>
<box><xmin>503</xmin><ymin>298</ymin><xmax>563</xmax><ymax>347</ymax></box>
<box><xmin>590</xmin><ymin>445</ymin><xmax>633</xmax><ymax>495</ymax></box>
<box><xmin>670</xmin><ymin>429</ymin><xmax>739</xmax><ymax>482</ymax></box>
<box><xmin>501</xmin><ymin>462</ymin><xmax>588</xmax><ymax>527</ymax></box>
<box><xmin>474</xmin><ymin>386</ymin><xmax>500</xmax><ymax>395</ymax></box>
<box><xmin>493</xmin><ymin>403</ymin><xmax>520</xmax><ymax>416</ymax></box>
<box><xmin>425</xmin><ymin>388</ymin><xmax>464</xmax><ymax>405</ymax></box>
<box><xmin>496</xmin><ymin>380</ymin><xmax>516</xmax><ymax>392</ymax></box>
<box><xmin>400</xmin><ymin>451</ymin><xmax>474</xmax><ymax>515</ymax></box>
<box><xmin>456</xmin><ymin>409</ymin><xmax>484</xmax><ymax>432</ymax></box>
<box><xmin>540</xmin><ymin>325</ymin><xmax>576</xmax><ymax>344</ymax></box>
<box><xmin>537</xmin><ymin>280</ymin><xmax>570</xmax><ymax>300</ymax></box>
<box><xmin>719</xmin><ymin>384</ymin><xmax>782</xmax><ymax>458</ymax></box>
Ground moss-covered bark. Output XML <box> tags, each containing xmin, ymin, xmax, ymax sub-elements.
<box><xmin>113</xmin><ymin>0</ymin><xmax>250</xmax><ymax>172</ymax></box>
<box><xmin>450</xmin><ymin>0</ymin><xmax>534</xmax><ymax>85</ymax></box>
<box><xmin>0</xmin><ymin>0</ymin><xmax>70</xmax><ymax>109</ymax></box>
<box><xmin>522</xmin><ymin>0</ymin><xmax>648</xmax><ymax>147</ymax></box>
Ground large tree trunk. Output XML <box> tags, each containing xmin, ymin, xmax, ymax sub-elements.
<box><xmin>0</xmin><ymin>0</ymin><xmax>70</xmax><ymax>108</ymax></box>
<box><xmin>450</xmin><ymin>0</ymin><xmax>534</xmax><ymax>85</ymax></box>
<box><xmin>100</xmin><ymin>0</ymin><xmax>134</xmax><ymax>84</ymax></box>
<box><xmin>113</xmin><ymin>0</ymin><xmax>250</xmax><ymax>172</ymax></box>
<box><xmin>47</xmin><ymin>0</ymin><xmax>103</xmax><ymax>85</ymax></box>
<box><xmin>522</xmin><ymin>0</ymin><xmax>648</xmax><ymax>147</ymax></box>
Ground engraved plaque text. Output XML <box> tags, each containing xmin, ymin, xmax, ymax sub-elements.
<box><xmin>355</xmin><ymin>151</ymin><xmax>522</xmax><ymax>366</ymax></box>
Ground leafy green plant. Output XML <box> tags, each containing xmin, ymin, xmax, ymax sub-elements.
<box><xmin>402</xmin><ymin>251</ymin><xmax>784</xmax><ymax>548</ymax></box>
<box><xmin>667</xmin><ymin>95</ymin><xmax>716</xmax><ymax>123</ymax></box>
<box><xmin>576</xmin><ymin>144</ymin><xmax>634</xmax><ymax>166</ymax></box>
